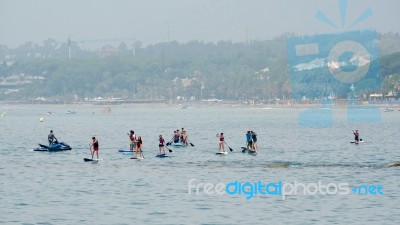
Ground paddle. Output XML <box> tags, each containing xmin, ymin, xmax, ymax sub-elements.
<box><xmin>189</xmin><ymin>142</ymin><xmax>195</xmax><ymax>147</ymax></box>
<box><xmin>166</xmin><ymin>137</ymin><xmax>174</xmax><ymax>146</ymax></box>
<box><xmin>133</xmin><ymin>149</ymin><xmax>145</xmax><ymax>159</ymax></box>
<box><xmin>165</xmin><ymin>146</ymin><xmax>173</xmax><ymax>153</ymax></box>
<box><xmin>89</xmin><ymin>144</ymin><xmax>93</xmax><ymax>159</ymax></box>
<box><xmin>241</xmin><ymin>147</ymin><xmax>247</xmax><ymax>153</ymax></box>
<box><xmin>224</xmin><ymin>142</ymin><xmax>233</xmax><ymax>152</ymax></box>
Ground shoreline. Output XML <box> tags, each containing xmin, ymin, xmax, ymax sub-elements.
<box><xmin>1</xmin><ymin>102</ymin><xmax>399</xmax><ymax>109</ymax></box>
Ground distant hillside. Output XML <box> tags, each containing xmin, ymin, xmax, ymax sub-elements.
<box><xmin>0</xmin><ymin>34</ymin><xmax>399</xmax><ymax>102</ymax></box>
<box><xmin>380</xmin><ymin>52</ymin><xmax>400</xmax><ymax>77</ymax></box>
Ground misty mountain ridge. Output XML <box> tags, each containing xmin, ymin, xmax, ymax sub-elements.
<box><xmin>0</xmin><ymin>32</ymin><xmax>400</xmax><ymax>102</ymax></box>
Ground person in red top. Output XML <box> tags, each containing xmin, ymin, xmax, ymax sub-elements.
<box><xmin>90</xmin><ymin>136</ymin><xmax>99</xmax><ymax>159</ymax></box>
<box><xmin>127</xmin><ymin>130</ymin><xmax>136</xmax><ymax>151</ymax></box>
<box><xmin>159</xmin><ymin>135</ymin><xmax>165</xmax><ymax>154</ymax></box>
<box><xmin>135</xmin><ymin>136</ymin><xmax>143</xmax><ymax>159</ymax></box>
<box><xmin>218</xmin><ymin>133</ymin><xmax>225</xmax><ymax>153</ymax></box>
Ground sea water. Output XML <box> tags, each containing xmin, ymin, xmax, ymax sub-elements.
<box><xmin>0</xmin><ymin>105</ymin><xmax>399</xmax><ymax>224</ymax></box>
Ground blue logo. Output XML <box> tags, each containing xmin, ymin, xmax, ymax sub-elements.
<box><xmin>188</xmin><ymin>179</ymin><xmax>383</xmax><ymax>200</ymax></box>
<box><xmin>225</xmin><ymin>181</ymin><xmax>282</xmax><ymax>200</ymax></box>
<box><xmin>352</xmin><ymin>184</ymin><xmax>383</xmax><ymax>195</ymax></box>
<box><xmin>287</xmin><ymin>0</ymin><xmax>381</xmax><ymax>127</ymax></box>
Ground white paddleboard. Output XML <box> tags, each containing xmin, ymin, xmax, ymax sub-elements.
<box><xmin>216</xmin><ymin>152</ymin><xmax>228</xmax><ymax>155</ymax></box>
<box><xmin>130</xmin><ymin>157</ymin><xmax>144</xmax><ymax>160</ymax></box>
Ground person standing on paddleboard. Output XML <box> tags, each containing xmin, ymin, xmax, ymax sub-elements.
<box><xmin>128</xmin><ymin>130</ymin><xmax>136</xmax><ymax>151</ymax></box>
<box><xmin>251</xmin><ymin>131</ymin><xmax>258</xmax><ymax>151</ymax></box>
<box><xmin>90</xmin><ymin>137</ymin><xmax>99</xmax><ymax>159</ymax></box>
<box><xmin>159</xmin><ymin>135</ymin><xmax>165</xmax><ymax>154</ymax></box>
<box><xmin>48</xmin><ymin>130</ymin><xmax>57</xmax><ymax>146</ymax></box>
<box><xmin>353</xmin><ymin>130</ymin><xmax>360</xmax><ymax>143</ymax></box>
<box><xmin>135</xmin><ymin>136</ymin><xmax>143</xmax><ymax>159</ymax></box>
<box><xmin>246</xmin><ymin>130</ymin><xmax>253</xmax><ymax>150</ymax></box>
<box><xmin>218</xmin><ymin>133</ymin><xmax>225</xmax><ymax>152</ymax></box>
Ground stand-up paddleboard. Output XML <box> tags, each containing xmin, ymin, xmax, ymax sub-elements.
<box><xmin>247</xmin><ymin>150</ymin><xmax>257</xmax><ymax>155</ymax></box>
<box><xmin>130</xmin><ymin>156</ymin><xmax>144</xmax><ymax>160</ymax></box>
<box><xmin>170</xmin><ymin>142</ymin><xmax>187</xmax><ymax>148</ymax></box>
<box><xmin>122</xmin><ymin>152</ymin><xmax>133</xmax><ymax>156</ymax></box>
<box><xmin>241</xmin><ymin>147</ymin><xmax>257</xmax><ymax>155</ymax></box>
<box><xmin>84</xmin><ymin>158</ymin><xmax>103</xmax><ymax>162</ymax></box>
<box><xmin>350</xmin><ymin>141</ymin><xmax>364</xmax><ymax>144</ymax></box>
<box><xmin>216</xmin><ymin>152</ymin><xmax>228</xmax><ymax>155</ymax></box>
<box><xmin>118</xmin><ymin>149</ymin><xmax>133</xmax><ymax>152</ymax></box>
<box><xmin>156</xmin><ymin>153</ymin><xmax>170</xmax><ymax>158</ymax></box>
<box><xmin>389</xmin><ymin>162</ymin><xmax>400</xmax><ymax>167</ymax></box>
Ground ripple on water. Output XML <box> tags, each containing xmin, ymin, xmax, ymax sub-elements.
<box><xmin>1</xmin><ymin>106</ymin><xmax>399</xmax><ymax>224</ymax></box>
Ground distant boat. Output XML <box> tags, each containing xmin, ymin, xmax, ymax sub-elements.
<box><xmin>46</xmin><ymin>111</ymin><xmax>54</xmax><ymax>115</ymax></box>
<box><xmin>102</xmin><ymin>107</ymin><xmax>111</xmax><ymax>113</ymax></box>
<box><xmin>384</xmin><ymin>108</ymin><xmax>394</xmax><ymax>112</ymax></box>
<box><xmin>66</xmin><ymin>110</ymin><xmax>76</xmax><ymax>114</ymax></box>
<box><xmin>178</xmin><ymin>104</ymin><xmax>188</xmax><ymax>109</ymax></box>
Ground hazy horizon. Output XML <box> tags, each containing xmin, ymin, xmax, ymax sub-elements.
<box><xmin>1</xmin><ymin>0</ymin><xmax>399</xmax><ymax>48</ymax></box>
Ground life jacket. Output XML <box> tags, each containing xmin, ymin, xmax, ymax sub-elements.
<box><xmin>93</xmin><ymin>140</ymin><xmax>99</xmax><ymax>148</ymax></box>
<box><xmin>130</xmin><ymin>134</ymin><xmax>136</xmax><ymax>141</ymax></box>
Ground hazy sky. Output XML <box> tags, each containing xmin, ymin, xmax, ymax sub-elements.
<box><xmin>0</xmin><ymin>0</ymin><xmax>399</xmax><ymax>48</ymax></box>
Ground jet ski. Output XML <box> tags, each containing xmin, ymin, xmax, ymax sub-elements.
<box><xmin>34</xmin><ymin>141</ymin><xmax>72</xmax><ymax>151</ymax></box>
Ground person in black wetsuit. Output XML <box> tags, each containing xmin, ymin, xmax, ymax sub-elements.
<box><xmin>353</xmin><ymin>130</ymin><xmax>360</xmax><ymax>143</ymax></box>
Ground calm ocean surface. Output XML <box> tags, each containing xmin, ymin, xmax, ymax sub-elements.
<box><xmin>1</xmin><ymin>105</ymin><xmax>399</xmax><ymax>225</ymax></box>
